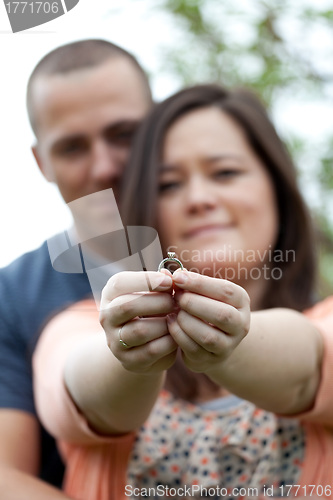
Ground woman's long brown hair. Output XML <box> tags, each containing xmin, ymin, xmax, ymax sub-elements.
<box><xmin>120</xmin><ymin>84</ymin><xmax>317</xmax><ymax>400</ymax></box>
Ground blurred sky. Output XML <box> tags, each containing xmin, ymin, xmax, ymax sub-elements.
<box><xmin>0</xmin><ymin>0</ymin><xmax>179</xmax><ymax>267</ymax></box>
<box><xmin>1</xmin><ymin>0</ymin><xmax>332</xmax><ymax>267</ymax></box>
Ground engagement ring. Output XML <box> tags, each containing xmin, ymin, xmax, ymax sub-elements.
<box><xmin>158</xmin><ymin>252</ymin><xmax>184</xmax><ymax>273</ymax></box>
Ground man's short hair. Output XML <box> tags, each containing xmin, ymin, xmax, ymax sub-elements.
<box><xmin>27</xmin><ymin>38</ymin><xmax>152</xmax><ymax>135</ymax></box>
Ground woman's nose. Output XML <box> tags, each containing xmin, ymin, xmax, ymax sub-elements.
<box><xmin>185</xmin><ymin>176</ymin><xmax>217</xmax><ymax>214</ymax></box>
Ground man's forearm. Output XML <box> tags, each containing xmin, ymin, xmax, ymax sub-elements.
<box><xmin>206</xmin><ymin>309</ymin><xmax>323</xmax><ymax>414</ymax></box>
<box><xmin>0</xmin><ymin>466</ymin><xmax>72</xmax><ymax>500</ymax></box>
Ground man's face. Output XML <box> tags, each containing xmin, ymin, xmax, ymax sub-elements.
<box><xmin>32</xmin><ymin>58</ymin><xmax>151</xmax><ymax>237</ymax></box>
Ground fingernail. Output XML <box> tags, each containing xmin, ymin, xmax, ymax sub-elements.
<box><xmin>172</xmin><ymin>270</ymin><xmax>188</xmax><ymax>285</ymax></box>
<box><xmin>158</xmin><ymin>274</ymin><xmax>173</xmax><ymax>289</ymax></box>
<box><xmin>167</xmin><ymin>313</ymin><xmax>177</xmax><ymax>324</ymax></box>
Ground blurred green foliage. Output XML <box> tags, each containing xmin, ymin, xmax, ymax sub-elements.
<box><xmin>114</xmin><ymin>0</ymin><xmax>333</xmax><ymax>294</ymax></box>
<box><xmin>156</xmin><ymin>0</ymin><xmax>333</xmax><ymax>295</ymax></box>
<box><xmin>154</xmin><ymin>0</ymin><xmax>332</xmax><ymax>99</ymax></box>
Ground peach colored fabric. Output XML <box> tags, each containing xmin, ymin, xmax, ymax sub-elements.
<box><xmin>33</xmin><ymin>297</ymin><xmax>333</xmax><ymax>499</ymax></box>
<box><xmin>33</xmin><ymin>301</ymin><xmax>135</xmax><ymax>500</ymax></box>
<box><xmin>299</xmin><ymin>297</ymin><xmax>333</xmax><ymax>425</ymax></box>
<box><xmin>296</xmin><ymin>297</ymin><xmax>333</xmax><ymax>491</ymax></box>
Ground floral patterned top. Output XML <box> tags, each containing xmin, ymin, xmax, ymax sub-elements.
<box><xmin>127</xmin><ymin>390</ymin><xmax>304</xmax><ymax>498</ymax></box>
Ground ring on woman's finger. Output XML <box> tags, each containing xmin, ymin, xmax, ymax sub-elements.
<box><xmin>118</xmin><ymin>326</ymin><xmax>131</xmax><ymax>349</ymax></box>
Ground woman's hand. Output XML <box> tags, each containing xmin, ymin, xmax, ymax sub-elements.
<box><xmin>167</xmin><ymin>270</ymin><xmax>251</xmax><ymax>374</ymax></box>
<box><xmin>100</xmin><ymin>271</ymin><xmax>178</xmax><ymax>374</ymax></box>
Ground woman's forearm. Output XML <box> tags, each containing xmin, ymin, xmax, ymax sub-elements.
<box><xmin>64</xmin><ymin>335</ymin><xmax>165</xmax><ymax>435</ymax></box>
<box><xmin>206</xmin><ymin>309</ymin><xmax>323</xmax><ymax>414</ymax></box>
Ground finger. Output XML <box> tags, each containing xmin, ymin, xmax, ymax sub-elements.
<box><xmin>174</xmin><ymin>291</ymin><xmax>245</xmax><ymax>337</ymax></box>
<box><xmin>115</xmin><ymin>333</ymin><xmax>178</xmax><ymax>373</ymax></box>
<box><xmin>110</xmin><ymin>317</ymin><xmax>169</xmax><ymax>350</ymax></box>
<box><xmin>166</xmin><ymin>313</ymin><xmax>214</xmax><ymax>371</ymax></box>
<box><xmin>100</xmin><ymin>291</ymin><xmax>175</xmax><ymax>327</ymax></box>
<box><xmin>172</xmin><ymin>270</ymin><xmax>249</xmax><ymax>309</ymax></box>
<box><xmin>168</xmin><ymin>310</ymin><xmax>234</xmax><ymax>356</ymax></box>
<box><xmin>171</xmin><ymin>267</ymin><xmax>188</xmax><ymax>293</ymax></box>
<box><xmin>101</xmin><ymin>271</ymin><xmax>173</xmax><ymax>305</ymax></box>
<box><xmin>167</xmin><ymin>313</ymin><xmax>204</xmax><ymax>353</ymax></box>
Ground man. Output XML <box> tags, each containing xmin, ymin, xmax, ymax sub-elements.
<box><xmin>0</xmin><ymin>39</ymin><xmax>152</xmax><ymax>497</ymax></box>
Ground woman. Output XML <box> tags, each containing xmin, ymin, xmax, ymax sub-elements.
<box><xmin>33</xmin><ymin>85</ymin><xmax>333</xmax><ymax>499</ymax></box>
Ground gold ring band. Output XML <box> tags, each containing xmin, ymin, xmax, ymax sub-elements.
<box><xmin>118</xmin><ymin>326</ymin><xmax>130</xmax><ymax>348</ymax></box>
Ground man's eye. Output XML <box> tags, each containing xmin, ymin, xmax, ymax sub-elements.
<box><xmin>64</xmin><ymin>144</ymin><xmax>82</xmax><ymax>154</ymax></box>
<box><xmin>112</xmin><ymin>131</ymin><xmax>134</xmax><ymax>146</ymax></box>
<box><xmin>105</xmin><ymin>126</ymin><xmax>138</xmax><ymax>146</ymax></box>
<box><xmin>56</xmin><ymin>141</ymin><xmax>86</xmax><ymax>157</ymax></box>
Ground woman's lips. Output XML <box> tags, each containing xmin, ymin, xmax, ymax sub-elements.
<box><xmin>183</xmin><ymin>224</ymin><xmax>233</xmax><ymax>239</ymax></box>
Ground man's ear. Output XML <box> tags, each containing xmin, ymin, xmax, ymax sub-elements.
<box><xmin>32</xmin><ymin>144</ymin><xmax>54</xmax><ymax>182</ymax></box>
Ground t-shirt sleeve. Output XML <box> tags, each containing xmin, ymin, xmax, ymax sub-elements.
<box><xmin>296</xmin><ymin>296</ymin><xmax>333</xmax><ymax>426</ymax></box>
<box><xmin>33</xmin><ymin>300</ymin><xmax>133</xmax><ymax>446</ymax></box>
<box><xmin>0</xmin><ymin>300</ymin><xmax>35</xmax><ymax>415</ymax></box>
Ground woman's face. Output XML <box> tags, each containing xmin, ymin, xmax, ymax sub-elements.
<box><xmin>157</xmin><ymin>106</ymin><xmax>279</xmax><ymax>284</ymax></box>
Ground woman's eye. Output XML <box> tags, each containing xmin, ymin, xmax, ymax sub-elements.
<box><xmin>158</xmin><ymin>181</ymin><xmax>181</xmax><ymax>193</ymax></box>
<box><xmin>213</xmin><ymin>168</ymin><xmax>240</xmax><ymax>179</ymax></box>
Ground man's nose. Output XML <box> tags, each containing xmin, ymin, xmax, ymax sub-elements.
<box><xmin>90</xmin><ymin>139</ymin><xmax>124</xmax><ymax>182</ymax></box>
